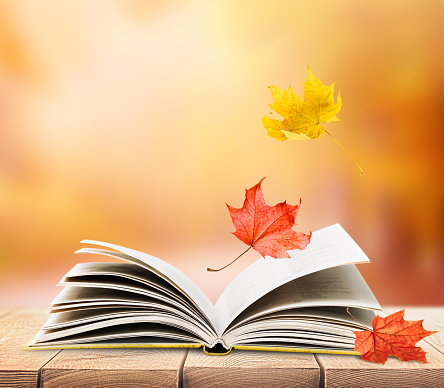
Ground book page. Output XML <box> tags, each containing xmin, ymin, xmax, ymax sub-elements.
<box><xmin>222</xmin><ymin>265</ymin><xmax>380</xmax><ymax>336</ymax></box>
<box><xmin>63</xmin><ymin>262</ymin><xmax>178</xmax><ymax>296</ymax></box>
<box><xmin>30</xmin><ymin>321</ymin><xmax>203</xmax><ymax>347</ymax></box>
<box><xmin>214</xmin><ymin>224</ymin><xmax>372</xmax><ymax>333</ymax></box>
<box><xmin>77</xmin><ymin>241</ymin><xmax>216</xmax><ymax>326</ymax></box>
<box><xmin>50</xmin><ymin>285</ymin><xmax>190</xmax><ymax>312</ymax></box>
<box><xmin>223</xmin><ymin>307</ymin><xmax>376</xmax><ymax>351</ymax></box>
<box><xmin>58</xmin><ymin>262</ymin><xmax>214</xmax><ymax>333</ymax></box>
<box><xmin>227</xmin><ymin>306</ymin><xmax>376</xmax><ymax>334</ymax></box>
<box><xmin>61</xmin><ymin>263</ymin><xmax>203</xmax><ymax>315</ymax></box>
<box><xmin>36</xmin><ymin>312</ymin><xmax>213</xmax><ymax>345</ymax></box>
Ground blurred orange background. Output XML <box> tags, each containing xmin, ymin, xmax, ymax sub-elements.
<box><xmin>1</xmin><ymin>0</ymin><xmax>443</xmax><ymax>307</ymax></box>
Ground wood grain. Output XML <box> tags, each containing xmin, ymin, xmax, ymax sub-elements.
<box><xmin>0</xmin><ymin>309</ymin><xmax>14</xmax><ymax>319</ymax></box>
<box><xmin>41</xmin><ymin>348</ymin><xmax>187</xmax><ymax>388</ymax></box>
<box><xmin>0</xmin><ymin>308</ymin><xmax>60</xmax><ymax>388</ymax></box>
<box><xmin>316</xmin><ymin>342</ymin><xmax>444</xmax><ymax>387</ymax></box>
<box><xmin>183</xmin><ymin>349</ymin><xmax>320</xmax><ymax>387</ymax></box>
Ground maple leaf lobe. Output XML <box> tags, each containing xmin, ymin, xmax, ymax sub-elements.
<box><xmin>353</xmin><ymin>309</ymin><xmax>437</xmax><ymax>365</ymax></box>
<box><xmin>227</xmin><ymin>178</ymin><xmax>311</xmax><ymax>259</ymax></box>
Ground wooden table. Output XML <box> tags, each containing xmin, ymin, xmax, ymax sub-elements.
<box><xmin>1</xmin><ymin>307</ymin><xmax>443</xmax><ymax>387</ymax></box>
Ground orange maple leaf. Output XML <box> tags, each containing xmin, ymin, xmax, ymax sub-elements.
<box><xmin>353</xmin><ymin>309</ymin><xmax>437</xmax><ymax>364</ymax></box>
<box><xmin>208</xmin><ymin>178</ymin><xmax>311</xmax><ymax>271</ymax></box>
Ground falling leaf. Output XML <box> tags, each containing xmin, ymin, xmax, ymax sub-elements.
<box><xmin>207</xmin><ymin>178</ymin><xmax>311</xmax><ymax>271</ymax></box>
<box><xmin>353</xmin><ymin>309</ymin><xmax>437</xmax><ymax>364</ymax></box>
<box><xmin>263</xmin><ymin>66</ymin><xmax>362</xmax><ymax>174</ymax></box>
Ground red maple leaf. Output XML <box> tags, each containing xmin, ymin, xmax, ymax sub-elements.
<box><xmin>208</xmin><ymin>178</ymin><xmax>311</xmax><ymax>271</ymax></box>
<box><xmin>353</xmin><ymin>309</ymin><xmax>437</xmax><ymax>364</ymax></box>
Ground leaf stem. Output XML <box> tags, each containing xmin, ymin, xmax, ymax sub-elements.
<box><xmin>346</xmin><ymin>307</ymin><xmax>368</xmax><ymax>328</ymax></box>
<box><xmin>207</xmin><ymin>246</ymin><xmax>253</xmax><ymax>272</ymax></box>
<box><xmin>323</xmin><ymin>129</ymin><xmax>363</xmax><ymax>175</ymax></box>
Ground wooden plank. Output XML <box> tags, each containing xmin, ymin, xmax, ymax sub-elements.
<box><xmin>0</xmin><ymin>308</ymin><xmax>60</xmax><ymax>388</ymax></box>
<box><xmin>41</xmin><ymin>348</ymin><xmax>187</xmax><ymax>388</ymax></box>
<box><xmin>316</xmin><ymin>342</ymin><xmax>444</xmax><ymax>387</ymax></box>
<box><xmin>183</xmin><ymin>349</ymin><xmax>320</xmax><ymax>388</ymax></box>
<box><xmin>0</xmin><ymin>309</ymin><xmax>14</xmax><ymax>319</ymax></box>
<box><xmin>316</xmin><ymin>306</ymin><xmax>444</xmax><ymax>387</ymax></box>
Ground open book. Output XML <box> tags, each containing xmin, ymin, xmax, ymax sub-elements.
<box><xmin>25</xmin><ymin>224</ymin><xmax>381</xmax><ymax>355</ymax></box>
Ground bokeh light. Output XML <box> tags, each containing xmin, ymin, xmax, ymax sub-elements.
<box><xmin>1</xmin><ymin>0</ymin><xmax>443</xmax><ymax>307</ymax></box>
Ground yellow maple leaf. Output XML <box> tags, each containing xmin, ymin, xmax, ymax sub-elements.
<box><xmin>263</xmin><ymin>66</ymin><xmax>362</xmax><ymax>174</ymax></box>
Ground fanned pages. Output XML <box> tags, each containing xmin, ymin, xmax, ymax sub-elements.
<box><xmin>25</xmin><ymin>224</ymin><xmax>381</xmax><ymax>355</ymax></box>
